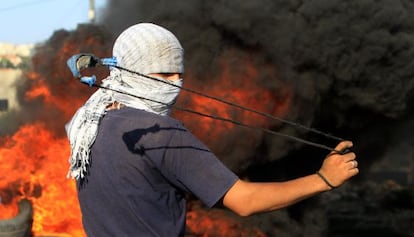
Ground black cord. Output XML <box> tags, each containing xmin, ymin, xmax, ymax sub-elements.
<box><xmin>113</xmin><ymin>65</ymin><xmax>345</xmax><ymax>142</ymax></box>
<box><xmin>316</xmin><ymin>171</ymin><xmax>337</xmax><ymax>189</ymax></box>
<box><xmin>92</xmin><ymin>83</ymin><xmax>339</xmax><ymax>153</ymax></box>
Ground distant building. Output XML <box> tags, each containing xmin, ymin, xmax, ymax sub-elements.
<box><xmin>0</xmin><ymin>43</ymin><xmax>33</xmax><ymax>113</ymax></box>
<box><xmin>0</xmin><ymin>43</ymin><xmax>34</xmax><ymax>68</ymax></box>
<box><xmin>0</xmin><ymin>69</ymin><xmax>22</xmax><ymax>112</ymax></box>
<box><xmin>0</xmin><ymin>43</ymin><xmax>33</xmax><ymax>57</ymax></box>
<box><xmin>0</xmin><ymin>99</ymin><xmax>7</xmax><ymax>111</ymax></box>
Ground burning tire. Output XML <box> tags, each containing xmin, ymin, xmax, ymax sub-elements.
<box><xmin>0</xmin><ymin>199</ymin><xmax>33</xmax><ymax>237</ymax></box>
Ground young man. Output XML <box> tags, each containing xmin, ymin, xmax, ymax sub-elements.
<box><xmin>65</xmin><ymin>23</ymin><xmax>358</xmax><ymax>237</ymax></box>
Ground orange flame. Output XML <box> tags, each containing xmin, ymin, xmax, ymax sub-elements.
<box><xmin>0</xmin><ymin>200</ymin><xmax>18</xmax><ymax>219</ymax></box>
<box><xmin>175</xmin><ymin>52</ymin><xmax>291</xmax><ymax>146</ymax></box>
<box><xmin>1</xmin><ymin>24</ymin><xmax>292</xmax><ymax>236</ymax></box>
<box><xmin>0</xmin><ymin>123</ymin><xmax>85</xmax><ymax>236</ymax></box>
<box><xmin>0</xmin><ymin>24</ymin><xmax>113</xmax><ymax>237</ymax></box>
<box><xmin>187</xmin><ymin>207</ymin><xmax>267</xmax><ymax>237</ymax></box>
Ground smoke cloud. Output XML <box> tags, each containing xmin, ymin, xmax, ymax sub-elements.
<box><xmin>99</xmin><ymin>0</ymin><xmax>414</xmax><ymax>174</ymax></box>
<box><xmin>0</xmin><ymin>0</ymin><xmax>413</xmax><ymax>236</ymax></box>
<box><xmin>1</xmin><ymin>0</ymin><xmax>411</xmax><ymax>178</ymax></box>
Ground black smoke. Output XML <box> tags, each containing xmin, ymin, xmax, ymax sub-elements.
<box><xmin>100</xmin><ymin>0</ymin><xmax>414</xmax><ymax>175</ymax></box>
<box><xmin>99</xmin><ymin>1</ymin><xmax>414</xmax><ymax>236</ymax></box>
<box><xmin>1</xmin><ymin>0</ymin><xmax>413</xmax><ymax>235</ymax></box>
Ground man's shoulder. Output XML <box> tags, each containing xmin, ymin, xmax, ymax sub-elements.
<box><xmin>111</xmin><ymin>107</ymin><xmax>183</xmax><ymax>126</ymax></box>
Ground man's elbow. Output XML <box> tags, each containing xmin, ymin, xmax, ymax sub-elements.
<box><xmin>230</xmin><ymin>206</ymin><xmax>255</xmax><ymax>217</ymax></box>
<box><xmin>222</xmin><ymin>180</ymin><xmax>257</xmax><ymax>217</ymax></box>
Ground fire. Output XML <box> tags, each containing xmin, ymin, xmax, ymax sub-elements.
<box><xmin>0</xmin><ymin>23</ymin><xmax>292</xmax><ymax>236</ymax></box>
<box><xmin>0</xmin><ymin>24</ymin><xmax>113</xmax><ymax>237</ymax></box>
<box><xmin>23</xmin><ymin>71</ymin><xmax>86</xmax><ymax>119</ymax></box>
<box><xmin>187</xmin><ymin>206</ymin><xmax>267</xmax><ymax>237</ymax></box>
<box><xmin>175</xmin><ymin>51</ymin><xmax>291</xmax><ymax>147</ymax></box>
<box><xmin>0</xmin><ymin>200</ymin><xmax>18</xmax><ymax>219</ymax></box>
<box><xmin>0</xmin><ymin>123</ymin><xmax>85</xmax><ymax>236</ymax></box>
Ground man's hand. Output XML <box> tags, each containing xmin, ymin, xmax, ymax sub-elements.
<box><xmin>223</xmin><ymin>140</ymin><xmax>359</xmax><ymax>216</ymax></box>
<box><xmin>317</xmin><ymin>141</ymin><xmax>359</xmax><ymax>189</ymax></box>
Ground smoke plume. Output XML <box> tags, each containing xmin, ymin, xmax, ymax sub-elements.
<box><xmin>100</xmin><ymin>0</ymin><xmax>414</xmax><ymax>174</ymax></box>
<box><xmin>1</xmin><ymin>0</ymin><xmax>414</xmax><ymax>235</ymax></box>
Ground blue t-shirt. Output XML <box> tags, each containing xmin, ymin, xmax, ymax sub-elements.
<box><xmin>76</xmin><ymin>107</ymin><xmax>239</xmax><ymax>237</ymax></box>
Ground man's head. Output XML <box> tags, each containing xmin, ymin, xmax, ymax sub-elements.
<box><xmin>109</xmin><ymin>23</ymin><xmax>184</xmax><ymax>115</ymax></box>
<box><xmin>66</xmin><ymin>23</ymin><xmax>185</xmax><ymax>180</ymax></box>
<box><xmin>112</xmin><ymin>23</ymin><xmax>184</xmax><ymax>76</ymax></box>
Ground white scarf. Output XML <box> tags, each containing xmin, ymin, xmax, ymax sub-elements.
<box><xmin>65</xmin><ymin>68</ymin><xmax>183</xmax><ymax>179</ymax></box>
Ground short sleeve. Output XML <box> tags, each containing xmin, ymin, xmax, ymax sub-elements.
<box><xmin>160</xmin><ymin>126</ymin><xmax>239</xmax><ymax>207</ymax></box>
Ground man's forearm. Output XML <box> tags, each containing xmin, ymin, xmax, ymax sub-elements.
<box><xmin>223</xmin><ymin>174</ymin><xmax>330</xmax><ymax>216</ymax></box>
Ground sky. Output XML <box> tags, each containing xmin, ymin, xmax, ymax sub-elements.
<box><xmin>0</xmin><ymin>0</ymin><xmax>107</xmax><ymax>45</ymax></box>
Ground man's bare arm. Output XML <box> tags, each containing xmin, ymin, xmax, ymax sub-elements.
<box><xmin>222</xmin><ymin>141</ymin><xmax>359</xmax><ymax>216</ymax></box>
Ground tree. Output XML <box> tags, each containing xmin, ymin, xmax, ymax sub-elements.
<box><xmin>0</xmin><ymin>58</ymin><xmax>15</xmax><ymax>69</ymax></box>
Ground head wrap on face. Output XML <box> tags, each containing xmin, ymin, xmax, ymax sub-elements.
<box><xmin>113</xmin><ymin>23</ymin><xmax>184</xmax><ymax>74</ymax></box>
<box><xmin>65</xmin><ymin>23</ymin><xmax>184</xmax><ymax>180</ymax></box>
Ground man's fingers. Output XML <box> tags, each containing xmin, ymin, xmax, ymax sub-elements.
<box><xmin>343</xmin><ymin>151</ymin><xmax>357</xmax><ymax>162</ymax></box>
<box><xmin>338</xmin><ymin>140</ymin><xmax>353</xmax><ymax>150</ymax></box>
<box><xmin>347</xmin><ymin>160</ymin><xmax>358</xmax><ymax>169</ymax></box>
<box><xmin>350</xmin><ymin>167</ymin><xmax>359</xmax><ymax>176</ymax></box>
<box><xmin>331</xmin><ymin>140</ymin><xmax>353</xmax><ymax>155</ymax></box>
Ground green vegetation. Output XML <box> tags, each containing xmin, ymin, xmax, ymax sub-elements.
<box><xmin>0</xmin><ymin>58</ymin><xmax>15</xmax><ymax>68</ymax></box>
<box><xmin>0</xmin><ymin>56</ymin><xmax>31</xmax><ymax>69</ymax></box>
<box><xmin>17</xmin><ymin>56</ymin><xmax>31</xmax><ymax>70</ymax></box>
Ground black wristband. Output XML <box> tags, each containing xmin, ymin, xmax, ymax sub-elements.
<box><xmin>316</xmin><ymin>171</ymin><xmax>336</xmax><ymax>189</ymax></box>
